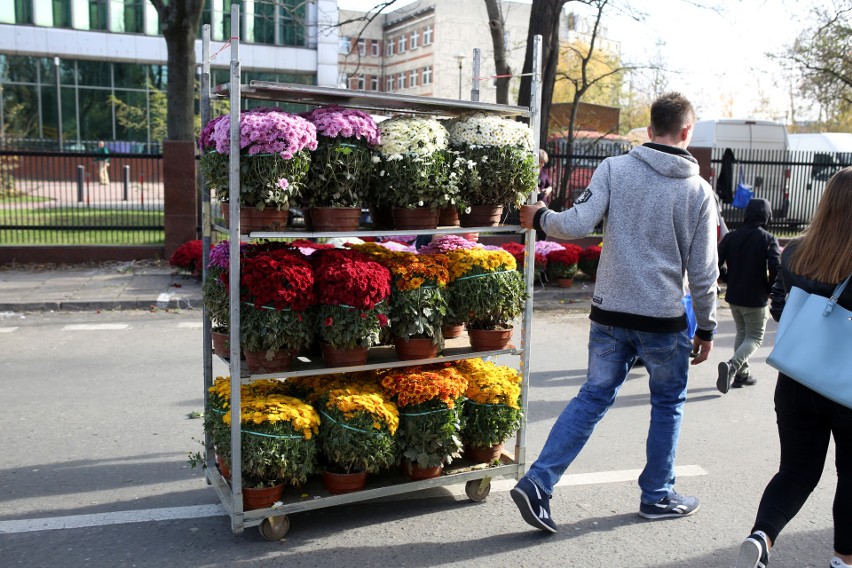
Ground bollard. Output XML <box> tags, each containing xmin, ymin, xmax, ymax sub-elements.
<box><xmin>123</xmin><ymin>165</ymin><xmax>130</xmax><ymax>201</ymax></box>
<box><xmin>77</xmin><ymin>165</ymin><xmax>85</xmax><ymax>203</ymax></box>
<box><xmin>139</xmin><ymin>173</ymin><xmax>144</xmax><ymax>205</ymax></box>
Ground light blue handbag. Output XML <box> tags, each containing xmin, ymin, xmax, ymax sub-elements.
<box><xmin>767</xmin><ymin>274</ymin><xmax>852</xmax><ymax>409</ymax></box>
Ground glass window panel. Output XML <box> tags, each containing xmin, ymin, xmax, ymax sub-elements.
<box><xmin>53</xmin><ymin>0</ymin><xmax>71</xmax><ymax>27</ymax></box>
<box><xmin>58</xmin><ymin>59</ymin><xmax>78</xmax><ymax>86</ymax></box>
<box><xmin>149</xmin><ymin>64</ymin><xmax>166</xmax><ymax>90</ymax></box>
<box><xmin>114</xmin><ymin>63</ymin><xmax>148</xmax><ymax>89</ymax></box>
<box><xmin>15</xmin><ymin>0</ymin><xmax>33</xmax><ymax>24</ymax></box>
<box><xmin>40</xmin><ymin>86</ymin><xmax>58</xmax><ymax>140</ymax></box>
<box><xmin>0</xmin><ymin>55</ymin><xmax>39</xmax><ymax>83</ymax></box>
<box><xmin>78</xmin><ymin>87</ymin><xmax>114</xmax><ymax>141</ymax></box>
<box><xmin>123</xmin><ymin>0</ymin><xmax>145</xmax><ymax>33</ymax></box>
<box><xmin>60</xmin><ymin>86</ymin><xmax>76</xmax><ymax>144</ymax></box>
<box><xmin>75</xmin><ymin>60</ymin><xmax>111</xmax><ymax>87</ymax></box>
<box><xmin>279</xmin><ymin>0</ymin><xmax>305</xmax><ymax>46</ymax></box>
<box><xmin>113</xmin><ymin>90</ymin><xmax>148</xmax><ymax>141</ymax></box>
<box><xmin>2</xmin><ymin>85</ymin><xmax>40</xmax><ymax>138</ymax></box>
<box><xmin>89</xmin><ymin>0</ymin><xmax>108</xmax><ymax>30</ymax></box>
<box><xmin>252</xmin><ymin>1</ymin><xmax>274</xmax><ymax>44</ymax></box>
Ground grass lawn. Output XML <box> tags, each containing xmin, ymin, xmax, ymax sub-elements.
<box><xmin>0</xmin><ymin>206</ymin><xmax>164</xmax><ymax>245</ymax></box>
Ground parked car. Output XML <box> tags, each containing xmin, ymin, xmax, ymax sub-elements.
<box><xmin>787</xmin><ymin>133</ymin><xmax>852</xmax><ymax>223</ymax></box>
<box><xmin>690</xmin><ymin>119</ymin><xmax>791</xmax><ymax>220</ymax></box>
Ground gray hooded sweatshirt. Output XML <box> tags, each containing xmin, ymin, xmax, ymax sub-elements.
<box><xmin>537</xmin><ymin>143</ymin><xmax>719</xmax><ymax>339</ymax></box>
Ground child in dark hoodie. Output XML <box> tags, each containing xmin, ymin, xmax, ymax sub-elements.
<box><xmin>716</xmin><ymin>198</ymin><xmax>781</xmax><ymax>393</ymax></box>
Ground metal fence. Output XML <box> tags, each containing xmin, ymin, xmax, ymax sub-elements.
<box><xmin>545</xmin><ymin>147</ymin><xmax>843</xmax><ymax>235</ymax></box>
<box><xmin>0</xmin><ymin>149</ymin><xmax>164</xmax><ymax>245</ymax></box>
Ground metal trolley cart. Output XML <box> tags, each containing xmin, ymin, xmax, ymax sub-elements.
<box><xmin>199</xmin><ymin>7</ymin><xmax>543</xmax><ymax>540</ymax></box>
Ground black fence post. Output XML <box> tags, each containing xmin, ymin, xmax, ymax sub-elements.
<box><xmin>76</xmin><ymin>165</ymin><xmax>85</xmax><ymax>203</ymax></box>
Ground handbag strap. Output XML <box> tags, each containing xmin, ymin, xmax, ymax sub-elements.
<box><xmin>824</xmin><ymin>274</ymin><xmax>852</xmax><ymax>316</ymax></box>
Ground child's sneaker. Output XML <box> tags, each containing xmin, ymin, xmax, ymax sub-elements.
<box><xmin>735</xmin><ymin>532</ymin><xmax>770</xmax><ymax>568</ymax></box>
<box><xmin>638</xmin><ymin>491</ymin><xmax>700</xmax><ymax>519</ymax></box>
<box><xmin>510</xmin><ymin>477</ymin><xmax>557</xmax><ymax>533</ymax></box>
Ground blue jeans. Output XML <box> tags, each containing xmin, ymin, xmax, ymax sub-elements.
<box><xmin>525</xmin><ymin>322</ymin><xmax>692</xmax><ymax>504</ymax></box>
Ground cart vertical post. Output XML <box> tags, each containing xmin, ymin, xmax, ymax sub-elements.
<box><xmin>200</xmin><ymin>23</ymin><xmax>214</xmax><ymax>473</ymax></box>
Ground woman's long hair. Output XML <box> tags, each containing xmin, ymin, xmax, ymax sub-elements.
<box><xmin>789</xmin><ymin>166</ymin><xmax>852</xmax><ymax>283</ymax></box>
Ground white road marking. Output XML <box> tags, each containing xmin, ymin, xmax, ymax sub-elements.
<box><xmin>0</xmin><ymin>327</ymin><xmax>18</xmax><ymax>333</ymax></box>
<box><xmin>178</xmin><ymin>322</ymin><xmax>203</xmax><ymax>328</ymax></box>
<box><xmin>62</xmin><ymin>324</ymin><xmax>129</xmax><ymax>331</ymax></box>
<box><xmin>0</xmin><ymin>505</ymin><xmax>227</xmax><ymax>534</ymax></box>
<box><xmin>0</xmin><ymin>465</ymin><xmax>708</xmax><ymax>534</ymax></box>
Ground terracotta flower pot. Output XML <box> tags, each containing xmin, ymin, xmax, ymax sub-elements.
<box><xmin>215</xmin><ymin>453</ymin><xmax>231</xmax><ymax>480</ymax></box>
<box><xmin>211</xmin><ymin>330</ymin><xmax>230</xmax><ymax>359</ymax></box>
<box><xmin>393</xmin><ymin>337</ymin><xmax>439</xmax><ymax>361</ymax></box>
<box><xmin>556</xmin><ymin>277</ymin><xmax>574</xmax><ymax>288</ymax></box>
<box><xmin>441</xmin><ymin>323</ymin><xmax>465</xmax><ymax>339</ymax></box>
<box><xmin>401</xmin><ymin>459</ymin><xmax>443</xmax><ymax>481</ymax></box>
<box><xmin>464</xmin><ymin>442</ymin><xmax>505</xmax><ymax>464</ymax></box>
<box><xmin>459</xmin><ymin>205</ymin><xmax>503</xmax><ymax>227</ymax></box>
<box><xmin>392</xmin><ymin>206</ymin><xmax>439</xmax><ymax>230</ymax></box>
<box><xmin>242</xmin><ymin>483</ymin><xmax>284</xmax><ymax>511</ymax></box>
<box><xmin>320</xmin><ymin>342</ymin><xmax>369</xmax><ymax>367</ymax></box>
<box><xmin>222</xmin><ymin>205</ymin><xmax>289</xmax><ymax>233</ymax></box>
<box><xmin>310</xmin><ymin>207</ymin><xmax>361</xmax><ymax>232</ymax></box>
<box><xmin>438</xmin><ymin>207</ymin><xmax>460</xmax><ymax>227</ymax></box>
<box><xmin>243</xmin><ymin>348</ymin><xmax>298</xmax><ymax>374</ymax></box>
<box><xmin>467</xmin><ymin>327</ymin><xmax>513</xmax><ymax>351</ymax></box>
<box><xmin>322</xmin><ymin>469</ymin><xmax>368</xmax><ymax>494</ymax></box>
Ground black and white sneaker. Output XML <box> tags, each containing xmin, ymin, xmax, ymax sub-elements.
<box><xmin>735</xmin><ymin>532</ymin><xmax>769</xmax><ymax>567</ymax></box>
<box><xmin>638</xmin><ymin>492</ymin><xmax>700</xmax><ymax>519</ymax></box>
<box><xmin>717</xmin><ymin>361</ymin><xmax>735</xmax><ymax>394</ymax></box>
<box><xmin>510</xmin><ymin>477</ymin><xmax>557</xmax><ymax>533</ymax></box>
<box><xmin>732</xmin><ymin>374</ymin><xmax>757</xmax><ymax>388</ymax></box>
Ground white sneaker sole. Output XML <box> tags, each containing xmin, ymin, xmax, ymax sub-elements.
<box><xmin>734</xmin><ymin>538</ymin><xmax>766</xmax><ymax>568</ymax></box>
<box><xmin>638</xmin><ymin>504</ymin><xmax>700</xmax><ymax>520</ymax></box>
<box><xmin>510</xmin><ymin>487</ymin><xmax>557</xmax><ymax>533</ymax></box>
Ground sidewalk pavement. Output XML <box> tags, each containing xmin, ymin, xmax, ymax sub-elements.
<box><xmin>0</xmin><ymin>262</ymin><xmax>595</xmax><ymax>313</ymax></box>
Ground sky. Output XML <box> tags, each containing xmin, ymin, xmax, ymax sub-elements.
<box><xmin>336</xmin><ymin>0</ymin><xmax>821</xmax><ymax>123</ymax></box>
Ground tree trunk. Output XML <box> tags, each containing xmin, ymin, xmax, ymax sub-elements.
<box><xmin>163</xmin><ymin>26</ymin><xmax>197</xmax><ymax>141</ymax></box>
<box><xmin>518</xmin><ymin>0</ymin><xmax>567</xmax><ymax>150</ymax></box>
<box><xmin>484</xmin><ymin>0</ymin><xmax>511</xmax><ymax>105</ymax></box>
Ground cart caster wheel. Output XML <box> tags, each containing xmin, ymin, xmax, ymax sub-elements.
<box><xmin>258</xmin><ymin>515</ymin><xmax>290</xmax><ymax>541</ymax></box>
<box><xmin>465</xmin><ymin>479</ymin><xmax>491</xmax><ymax>502</ymax></box>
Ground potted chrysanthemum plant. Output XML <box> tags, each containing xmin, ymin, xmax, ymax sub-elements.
<box><xmin>418</xmin><ymin>234</ymin><xmax>480</xmax><ymax>339</ymax></box>
<box><xmin>302</xmin><ymin>106</ymin><xmax>381</xmax><ymax>231</ymax></box>
<box><xmin>312</xmin><ymin>248</ymin><xmax>392</xmax><ymax>367</ymax></box>
<box><xmin>169</xmin><ymin>240</ymin><xmax>206</xmax><ymax>278</ymax></box>
<box><xmin>447</xmin><ymin>113</ymin><xmax>538</xmax><ymax>226</ymax></box>
<box><xmin>454</xmin><ymin>359</ymin><xmax>523</xmax><ymax>463</ymax></box>
<box><xmin>234</xmin><ymin>245</ymin><xmax>317</xmax><ymax>373</ymax></box>
<box><xmin>579</xmin><ymin>244</ymin><xmax>602</xmax><ymax>280</ymax></box>
<box><xmin>445</xmin><ymin>247</ymin><xmax>526</xmax><ymax>351</ymax></box>
<box><xmin>371</xmin><ymin>116</ymin><xmax>458</xmax><ymax>230</ymax></box>
<box><xmin>546</xmin><ymin>245</ymin><xmax>580</xmax><ymax>288</ymax></box>
<box><xmin>317</xmin><ymin>383</ymin><xmax>399</xmax><ymax>493</ymax></box>
<box><xmin>380</xmin><ymin>365</ymin><xmax>468</xmax><ymax>479</ymax></box>
<box><xmin>198</xmin><ymin>108</ymin><xmax>317</xmax><ymax>232</ymax></box>
<box><xmin>203</xmin><ymin>240</ymin><xmax>234</xmax><ymax>358</ymax></box>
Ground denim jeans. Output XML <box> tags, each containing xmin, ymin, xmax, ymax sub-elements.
<box><xmin>526</xmin><ymin>322</ymin><xmax>692</xmax><ymax>505</ymax></box>
<box><xmin>728</xmin><ymin>304</ymin><xmax>767</xmax><ymax>377</ymax></box>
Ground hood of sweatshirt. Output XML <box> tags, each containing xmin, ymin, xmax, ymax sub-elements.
<box><xmin>744</xmin><ymin>197</ymin><xmax>772</xmax><ymax>227</ymax></box>
<box><xmin>629</xmin><ymin>144</ymin><xmax>700</xmax><ymax>179</ymax></box>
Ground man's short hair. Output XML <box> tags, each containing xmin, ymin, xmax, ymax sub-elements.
<box><xmin>650</xmin><ymin>92</ymin><xmax>695</xmax><ymax>138</ymax></box>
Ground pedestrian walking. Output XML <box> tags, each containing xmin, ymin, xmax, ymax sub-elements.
<box><xmin>514</xmin><ymin>92</ymin><xmax>719</xmax><ymax>533</ymax></box>
<box><xmin>733</xmin><ymin>167</ymin><xmax>852</xmax><ymax>568</ymax></box>
<box><xmin>716</xmin><ymin>198</ymin><xmax>781</xmax><ymax>393</ymax></box>
<box><xmin>95</xmin><ymin>140</ymin><xmax>110</xmax><ymax>185</ymax></box>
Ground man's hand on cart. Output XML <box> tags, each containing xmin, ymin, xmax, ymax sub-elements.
<box><xmin>520</xmin><ymin>202</ymin><xmax>546</xmax><ymax>230</ymax></box>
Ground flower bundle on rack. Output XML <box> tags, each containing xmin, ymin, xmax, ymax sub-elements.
<box><xmin>169</xmin><ymin>240</ymin><xmax>206</xmax><ymax>276</ymax></box>
<box><xmin>312</xmin><ymin>249</ymin><xmax>391</xmax><ymax>349</ymax></box>
<box><xmin>317</xmin><ymin>382</ymin><xmax>399</xmax><ymax>474</ymax></box>
<box><xmin>235</xmin><ymin>246</ymin><xmax>317</xmax><ymax>356</ymax></box>
<box><xmin>202</xmin><ymin>240</ymin><xmax>238</xmax><ymax>330</ymax></box>
<box><xmin>302</xmin><ymin>106</ymin><xmax>380</xmax><ymax>207</ymax></box>
<box><xmin>416</xmin><ymin>234</ymin><xmax>479</xmax><ymax>255</ymax></box>
<box><xmin>546</xmin><ymin>245</ymin><xmax>580</xmax><ymax>280</ymax></box>
<box><xmin>446</xmin><ymin>248</ymin><xmax>526</xmax><ymax>330</ymax></box>
<box><xmin>199</xmin><ymin>108</ymin><xmax>318</xmax><ymax>210</ymax></box>
<box><xmin>351</xmin><ymin>245</ymin><xmax>449</xmax><ymax>344</ymax></box>
<box><xmin>500</xmin><ymin>241</ymin><xmax>546</xmax><ymax>280</ymax></box>
<box><xmin>454</xmin><ymin>359</ymin><xmax>523</xmax><ymax>449</ymax></box>
<box><xmin>447</xmin><ymin>113</ymin><xmax>538</xmax><ymax>208</ymax></box>
<box><xmin>579</xmin><ymin>245</ymin><xmax>602</xmax><ymax>279</ymax></box>
<box><xmin>371</xmin><ymin>117</ymin><xmax>460</xmax><ymax>211</ymax></box>
<box><xmin>380</xmin><ymin>365</ymin><xmax>468</xmax><ymax>468</ymax></box>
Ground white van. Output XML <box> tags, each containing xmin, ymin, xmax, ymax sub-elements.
<box><xmin>787</xmin><ymin>133</ymin><xmax>852</xmax><ymax>222</ymax></box>
<box><xmin>690</xmin><ymin>119</ymin><xmax>791</xmax><ymax>220</ymax></box>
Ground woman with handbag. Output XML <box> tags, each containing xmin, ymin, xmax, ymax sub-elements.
<box><xmin>735</xmin><ymin>167</ymin><xmax>852</xmax><ymax>568</ymax></box>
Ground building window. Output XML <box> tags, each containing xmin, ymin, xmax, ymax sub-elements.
<box><xmin>339</xmin><ymin>36</ymin><xmax>352</xmax><ymax>54</ymax></box>
<box><xmin>52</xmin><ymin>0</ymin><xmax>72</xmax><ymax>28</ymax></box>
<box><xmin>386</xmin><ymin>75</ymin><xmax>395</xmax><ymax>91</ymax></box>
<box><xmin>87</xmin><ymin>0</ymin><xmax>108</xmax><ymax>30</ymax></box>
<box><xmin>8</xmin><ymin>0</ymin><xmax>33</xmax><ymax>24</ymax></box>
<box><xmin>409</xmin><ymin>69</ymin><xmax>417</xmax><ymax>88</ymax></box>
<box><xmin>371</xmin><ymin>40</ymin><xmax>380</xmax><ymax>57</ymax></box>
<box><xmin>422</xmin><ymin>65</ymin><xmax>432</xmax><ymax>85</ymax></box>
<box><xmin>423</xmin><ymin>24</ymin><xmax>433</xmax><ymax>45</ymax></box>
<box><xmin>397</xmin><ymin>72</ymin><xmax>406</xmax><ymax>90</ymax></box>
<box><xmin>398</xmin><ymin>35</ymin><xmax>406</xmax><ymax>53</ymax></box>
<box><xmin>357</xmin><ymin>75</ymin><xmax>365</xmax><ymax>90</ymax></box>
<box><xmin>410</xmin><ymin>29</ymin><xmax>419</xmax><ymax>50</ymax></box>
<box><xmin>357</xmin><ymin>38</ymin><xmax>366</xmax><ymax>56</ymax></box>
<box><xmin>119</xmin><ymin>0</ymin><xmax>147</xmax><ymax>34</ymax></box>
<box><xmin>370</xmin><ymin>76</ymin><xmax>379</xmax><ymax>91</ymax></box>
<box><xmin>386</xmin><ymin>38</ymin><xmax>394</xmax><ymax>57</ymax></box>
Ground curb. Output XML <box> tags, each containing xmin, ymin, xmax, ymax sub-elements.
<box><xmin>0</xmin><ymin>297</ymin><xmax>202</xmax><ymax>313</ymax></box>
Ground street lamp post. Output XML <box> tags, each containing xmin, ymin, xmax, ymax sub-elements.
<box><xmin>454</xmin><ymin>54</ymin><xmax>466</xmax><ymax>100</ymax></box>
<box><xmin>54</xmin><ymin>56</ymin><xmax>63</xmax><ymax>150</ymax></box>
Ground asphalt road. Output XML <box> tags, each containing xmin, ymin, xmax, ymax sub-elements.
<box><xmin>0</xmin><ymin>307</ymin><xmax>839</xmax><ymax>568</ymax></box>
